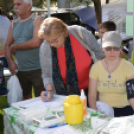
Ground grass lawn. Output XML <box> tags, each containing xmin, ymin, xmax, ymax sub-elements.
<box><xmin>0</xmin><ymin>96</ymin><xmax>9</xmax><ymax>134</ymax></box>
<box><xmin>0</xmin><ymin>89</ymin><xmax>35</xmax><ymax>134</ymax></box>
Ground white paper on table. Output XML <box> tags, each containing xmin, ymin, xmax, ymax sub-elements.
<box><xmin>35</xmin><ymin>127</ymin><xmax>56</xmax><ymax>134</ymax></box>
<box><xmin>51</xmin><ymin>125</ymin><xmax>83</xmax><ymax>134</ymax></box>
<box><xmin>19</xmin><ymin>96</ymin><xmax>65</xmax><ymax>109</ymax></box>
<box><xmin>35</xmin><ymin>125</ymin><xmax>83</xmax><ymax>134</ymax></box>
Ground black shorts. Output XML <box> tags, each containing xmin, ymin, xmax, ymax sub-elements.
<box><xmin>113</xmin><ymin>105</ymin><xmax>134</xmax><ymax>117</ymax></box>
<box><xmin>17</xmin><ymin>69</ymin><xmax>45</xmax><ymax>97</ymax></box>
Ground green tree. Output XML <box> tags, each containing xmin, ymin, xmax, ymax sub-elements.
<box><xmin>0</xmin><ymin>0</ymin><xmax>44</xmax><ymax>15</ymax></box>
<box><xmin>68</xmin><ymin>0</ymin><xmax>92</xmax><ymax>7</ymax></box>
<box><xmin>33</xmin><ymin>0</ymin><xmax>44</xmax><ymax>8</ymax></box>
<box><xmin>0</xmin><ymin>0</ymin><xmax>13</xmax><ymax>15</ymax></box>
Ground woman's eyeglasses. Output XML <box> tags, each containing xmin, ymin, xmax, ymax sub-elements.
<box><xmin>105</xmin><ymin>47</ymin><xmax>120</xmax><ymax>51</ymax></box>
<box><xmin>46</xmin><ymin>32</ymin><xmax>64</xmax><ymax>44</ymax></box>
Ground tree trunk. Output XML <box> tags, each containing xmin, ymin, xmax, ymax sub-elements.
<box><xmin>92</xmin><ymin>0</ymin><xmax>102</xmax><ymax>29</ymax></box>
<box><xmin>106</xmin><ymin>0</ymin><xmax>110</xmax><ymax>4</ymax></box>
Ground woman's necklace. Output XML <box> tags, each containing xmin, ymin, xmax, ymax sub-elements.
<box><xmin>105</xmin><ymin>58</ymin><xmax>120</xmax><ymax>78</ymax></box>
<box><xmin>19</xmin><ymin>14</ymin><xmax>33</xmax><ymax>23</ymax></box>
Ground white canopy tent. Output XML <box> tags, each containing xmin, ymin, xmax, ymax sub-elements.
<box><xmin>47</xmin><ymin>0</ymin><xmax>51</xmax><ymax>17</ymax></box>
<box><xmin>102</xmin><ymin>0</ymin><xmax>132</xmax><ymax>40</ymax></box>
<box><xmin>31</xmin><ymin>7</ymin><xmax>47</xmax><ymax>12</ymax></box>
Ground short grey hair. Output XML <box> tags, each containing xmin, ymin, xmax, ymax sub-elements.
<box><xmin>23</xmin><ymin>0</ymin><xmax>32</xmax><ymax>6</ymax></box>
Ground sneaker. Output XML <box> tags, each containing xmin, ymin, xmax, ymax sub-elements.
<box><xmin>0</xmin><ymin>85</ymin><xmax>7</xmax><ymax>96</ymax></box>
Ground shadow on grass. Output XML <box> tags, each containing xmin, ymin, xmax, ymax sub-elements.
<box><xmin>0</xmin><ymin>89</ymin><xmax>35</xmax><ymax>134</ymax></box>
<box><xmin>0</xmin><ymin>96</ymin><xmax>9</xmax><ymax>134</ymax></box>
<box><xmin>0</xmin><ymin>112</ymin><xmax>4</xmax><ymax>134</ymax></box>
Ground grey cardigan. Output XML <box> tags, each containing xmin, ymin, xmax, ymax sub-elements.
<box><xmin>39</xmin><ymin>25</ymin><xmax>104</xmax><ymax>87</ymax></box>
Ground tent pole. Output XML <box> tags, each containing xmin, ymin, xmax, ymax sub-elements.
<box><xmin>47</xmin><ymin>0</ymin><xmax>51</xmax><ymax>17</ymax></box>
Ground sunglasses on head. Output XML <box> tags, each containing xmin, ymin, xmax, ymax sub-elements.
<box><xmin>105</xmin><ymin>47</ymin><xmax>120</xmax><ymax>51</ymax></box>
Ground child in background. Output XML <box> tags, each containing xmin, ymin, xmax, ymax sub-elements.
<box><xmin>98</xmin><ymin>21</ymin><xmax>132</xmax><ymax>61</ymax></box>
<box><xmin>97</xmin><ymin>21</ymin><xmax>116</xmax><ymax>47</ymax></box>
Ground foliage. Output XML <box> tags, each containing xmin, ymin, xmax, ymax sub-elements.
<box><xmin>0</xmin><ymin>0</ymin><xmax>13</xmax><ymax>14</ymax></box>
<box><xmin>0</xmin><ymin>0</ymin><xmax>5</xmax><ymax>9</ymax></box>
<box><xmin>92</xmin><ymin>0</ymin><xmax>100</xmax><ymax>2</ymax></box>
<box><xmin>68</xmin><ymin>0</ymin><xmax>92</xmax><ymax>7</ymax></box>
<box><xmin>33</xmin><ymin>0</ymin><xmax>44</xmax><ymax>8</ymax></box>
<box><xmin>44</xmin><ymin>0</ymin><xmax>57</xmax><ymax>7</ymax></box>
<box><xmin>0</xmin><ymin>96</ymin><xmax>8</xmax><ymax>134</ymax></box>
<box><xmin>0</xmin><ymin>0</ymin><xmax>44</xmax><ymax>14</ymax></box>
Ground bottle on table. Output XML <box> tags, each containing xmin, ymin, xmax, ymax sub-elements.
<box><xmin>80</xmin><ymin>89</ymin><xmax>87</xmax><ymax>116</ymax></box>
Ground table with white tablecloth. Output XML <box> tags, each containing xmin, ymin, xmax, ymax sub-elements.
<box><xmin>3</xmin><ymin>95</ymin><xmax>111</xmax><ymax>134</ymax></box>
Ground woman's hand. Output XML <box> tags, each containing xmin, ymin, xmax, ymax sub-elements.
<box><xmin>41</xmin><ymin>90</ymin><xmax>53</xmax><ymax>102</ymax></box>
<box><xmin>41</xmin><ymin>84</ymin><xmax>53</xmax><ymax>102</ymax></box>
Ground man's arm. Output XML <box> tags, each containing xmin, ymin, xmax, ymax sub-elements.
<box><xmin>4</xmin><ymin>25</ymin><xmax>17</xmax><ymax>75</ymax></box>
<box><xmin>10</xmin><ymin>17</ymin><xmax>43</xmax><ymax>54</ymax></box>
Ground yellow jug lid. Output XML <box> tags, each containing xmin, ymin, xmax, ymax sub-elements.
<box><xmin>66</xmin><ymin>95</ymin><xmax>81</xmax><ymax>104</ymax></box>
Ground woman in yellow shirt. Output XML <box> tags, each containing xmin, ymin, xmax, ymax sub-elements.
<box><xmin>88</xmin><ymin>31</ymin><xmax>134</xmax><ymax>117</ymax></box>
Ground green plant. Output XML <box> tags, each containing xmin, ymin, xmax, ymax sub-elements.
<box><xmin>68</xmin><ymin>0</ymin><xmax>92</xmax><ymax>7</ymax></box>
<box><xmin>0</xmin><ymin>96</ymin><xmax>8</xmax><ymax>134</ymax></box>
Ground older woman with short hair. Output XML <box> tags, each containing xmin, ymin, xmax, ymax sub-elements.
<box><xmin>38</xmin><ymin>17</ymin><xmax>104</xmax><ymax>104</ymax></box>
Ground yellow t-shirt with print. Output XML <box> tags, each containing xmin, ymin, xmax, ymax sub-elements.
<box><xmin>89</xmin><ymin>59</ymin><xmax>134</xmax><ymax>108</ymax></box>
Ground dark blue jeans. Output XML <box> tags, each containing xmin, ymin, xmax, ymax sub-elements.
<box><xmin>113</xmin><ymin>106</ymin><xmax>134</xmax><ymax>117</ymax></box>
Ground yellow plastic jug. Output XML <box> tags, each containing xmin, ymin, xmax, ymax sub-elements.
<box><xmin>63</xmin><ymin>95</ymin><xmax>83</xmax><ymax>125</ymax></box>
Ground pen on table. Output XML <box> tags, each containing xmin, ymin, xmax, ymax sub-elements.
<box><xmin>48</xmin><ymin>123</ymin><xmax>68</xmax><ymax>128</ymax></box>
<box><xmin>19</xmin><ymin>105</ymin><xmax>26</xmax><ymax>109</ymax></box>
